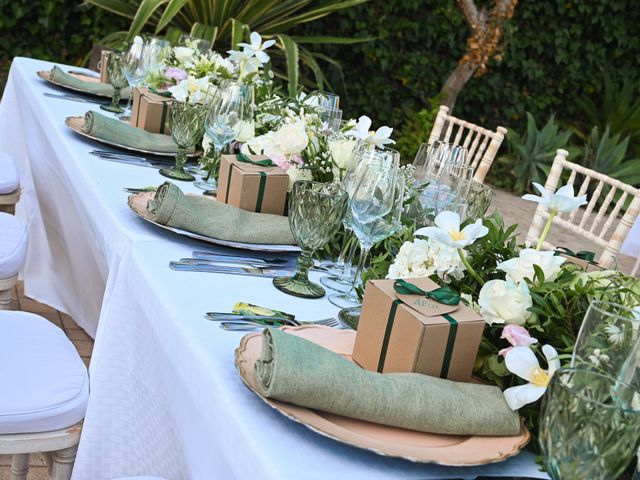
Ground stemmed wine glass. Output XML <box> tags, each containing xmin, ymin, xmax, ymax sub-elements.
<box><xmin>194</xmin><ymin>82</ymin><xmax>249</xmax><ymax>191</ymax></box>
<box><xmin>321</xmin><ymin>146</ymin><xmax>400</xmax><ymax>293</ymax></box>
<box><xmin>119</xmin><ymin>39</ymin><xmax>149</xmax><ymax>121</ymax></box>
<box><xmin>273</xmin><ymin>181</ymin><xmax>348</xmax><ymax>299</ymax></box>
<box><xmin>328</xmin><ymin>166</ymin><xmax>405</xmax><ymax>309</ymax></box>
<box><xmin>159</xmin><ymin>101</ymin><xmax>207</xmax><ymax>181</ymax></box>
<box><xmin>100</xmin><ymin>52</ymin><xmax>129</xmax><ymax>114</ymax></box>
<box><xmin>143</xmin><ymin>38</ymin><xmax>171</xmax><ymax>75</ymax></box>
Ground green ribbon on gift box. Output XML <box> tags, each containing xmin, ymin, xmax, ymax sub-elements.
<box><xmin>393</xmin><ymin>279</ymin><xmax>461</xmax><ymax>306</ymax></box>
<box><xmin>554</xmin><ymin>246</ymin><xmax>596</xmax><ymax>263</ymax></box>
<box><xmin>377</xmin><ymin>280</ymin><xmax>460</xmax><ymax>376</ymax></box>
<box><xmin>236</xmin><ymin>153</ymin><xmax>276</xmax><ymax>167</ymax></box>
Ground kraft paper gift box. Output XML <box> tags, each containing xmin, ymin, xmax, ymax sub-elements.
<box><xmin>130</xmin><ymin>87</ymin><xmax>172</xmax><ymax>134</ymax></box>
<box><xmin>217</xmin><ymin>154</ymin><xmax>289</xmax><ymax>216</ymax></box>
<box><xmin>555</xmin><ymin>248</ymin><xmax>604</xmax><ymax>272</ymax></box>
<box><xmin>99</xmin><ymin>50</ymin><xmax>112</xmax><ymax>83</ymax></box>
<box><xmin>352</xmin><ymin>277</ymin><xmax>484</xmax><ymax>382</ymax></box>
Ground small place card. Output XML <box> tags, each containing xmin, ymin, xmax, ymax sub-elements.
<box><xmin>395</xmin><ymin>293</ymin><xmax>458</xmax><ymax>317</ymax></box>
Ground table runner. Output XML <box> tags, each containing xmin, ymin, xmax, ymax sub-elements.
<box><xmin>0</xmin><ymin>57</ymin><xmax>549</xmax><ymax>479</ymax></box>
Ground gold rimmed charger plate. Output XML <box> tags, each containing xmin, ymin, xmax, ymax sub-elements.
<box><xmin>235</xmin><ymin>325</ymin><xmax>530</xmax><ymax>466</ymax></box>
<box><xmin>37</xmin><ymin>70</ymin><xmax>112</xmax><ymax>98</ymax></box>
<box><xmin>65</xmin><ymin>116</ymin><xmax>200</xmax><ymax>158</ymax></box>
<box><xmin>127</xmin><ymin>191</ymin><xmax>301</xmax><ymax>253</ymax></box>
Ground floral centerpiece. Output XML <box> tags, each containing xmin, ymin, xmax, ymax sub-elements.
<box><xmin>382</xmin><ymin>181</ymin><xmax>640</xmax><ymax>444</ymax></box>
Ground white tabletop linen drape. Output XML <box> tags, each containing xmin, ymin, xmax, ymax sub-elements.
<box><xmin>0</xmin><ymin>57</ymin><xmax>548</xmax><ymax>479</ymax></box>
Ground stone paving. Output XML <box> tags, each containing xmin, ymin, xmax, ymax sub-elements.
<box><xmin>0</xmin><ymin>188</ymin><xmax>636</xmax><ymax>479</ymax></box>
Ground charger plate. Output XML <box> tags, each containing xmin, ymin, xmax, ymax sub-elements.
<box><xmin>235</xmin><ymin>325</ymin><xmax>530</xmax><ymax>465</ymax></box>
<box><xmin>37</xmin><ymin>70</ymin><xmax>112</xmax><ymax>98</ymax></box>
<box><xmin>128</xmin><ymin>191</ymin><xmax>301</xmax><ymax>253</ymax></box>
<box><xmin>65</xmin><ymin>116</ymin><xmax>200</xmax><ymax>158</ymax></box>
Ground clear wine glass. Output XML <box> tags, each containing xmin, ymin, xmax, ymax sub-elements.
<box><xmin>143</xmin><ymin>38</ymin><xmax>171</xmax><ymax>75</ymax></box>
<box><xmin>100</xmin><ymin>52</ymin><xmax>128</xmax><ymax>114</ymax></box>
<box><xmin>119</xmin><ymin>39</ymin><xmax>149</xmax><ymax>121</ymax></box>
<box><xmin>328</xmin><ymin>167</ymin><xmax>405</xmax><ymax>309</ymax></box>
<box><xmin>321</xmin><ymin>146</ymin><xmax>400</xmax><ymax>293</ymax></box>
<box><xmin>195</xmin><ymin>82</ymin><xmax>247</xmax><ymax>191</ymax></box>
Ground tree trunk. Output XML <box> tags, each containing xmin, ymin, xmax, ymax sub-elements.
<box><xmin>439</xmin><ymin>0</ymin><xmax>517</xmax><ymax>112</ymax></box>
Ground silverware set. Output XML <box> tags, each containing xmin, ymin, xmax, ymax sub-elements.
<box><xmin>205</xmin><ymin>312</ymin><xmax>341</xmax><ymax>330</ymax></box>
<box><xmin>43</xmin><ymin>92</ymin><xmax>107</xmax><ymax>105</ymax></box>
<box><xmin>90</xmin><ymin>150</ymin><xmax>174</xmax><ymax>169</ymax></box>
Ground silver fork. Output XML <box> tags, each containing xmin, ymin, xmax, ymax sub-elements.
<box><xmin>220</xmin><ymin>317</ymin><xmax>340</xmax><ymax>331</ymax></box>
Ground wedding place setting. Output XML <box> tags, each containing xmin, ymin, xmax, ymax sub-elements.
<box><xmin>2</xmin><ymin>5</ymin><xmax>640</xmax><ymax>480</ymax></box>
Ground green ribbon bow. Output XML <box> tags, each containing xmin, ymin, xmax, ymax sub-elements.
<box><xmin>554</xmin><ymin>247</ymin><xmax>596</xmax><ymax>263</ymax></box>
<box><xmin>236</xmin><ymin>153</ymin><xmax>276</xmax><ymax>167</ymax></box>
<box><xmin>393</xmin><ymin>279</ymin><xmax>461</xmax><ymax>306</ymax></box>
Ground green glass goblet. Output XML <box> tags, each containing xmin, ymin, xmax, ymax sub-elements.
<box><xmin>160</xmin><ymin>101</ymin><xmax>207</xmax><ymax>181</ymax></box>
<box><xmin>100</xmin><ymin>52</ymin><xmax>128</xmax><ymax>114</ymax></box>
<box><xmin>540</xmin><ymin>367</ymin><xmax>640</xmax><ymax>480</ymax></box>
<box><xmin>273</xmin><ymin>181</ymin><xmax>348</xmax><ymax>299</ymax></box>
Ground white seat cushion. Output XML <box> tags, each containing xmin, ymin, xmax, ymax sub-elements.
<box><xmin>0</xmin><ymin>151</ymin><xmax>19</xmax><ymax>194</ymax></box>
<box><xmin>113</xmin><ymin>477</ymin><xmax>168</xmax><ymax>480</ymax></box>
<box><xmin>0</xmin><ymin>311</ymin><xmax>89</xmax><ymax>434</ymax></box>
<box><xmin>0</xmin><ymin>212</ymin><xmax>27</xmax><ymax>279</ymax></box>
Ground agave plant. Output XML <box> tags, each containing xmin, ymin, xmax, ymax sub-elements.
<box><xmin>86</xmin><ymin>0</ymin><xmax>370</xmax><ymax>95</ymax></box>
<box><xmin>501</xmin><ymin>113</ymin><xmax>574</xmax><ymax>194</ymax></box>
<box><xmin>579</xmin><ymin>126</ymin><xmax>640</xmax><ymax>187</ymax></box>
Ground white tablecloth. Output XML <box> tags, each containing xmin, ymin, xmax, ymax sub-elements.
<box><xmin>0</xmin><ymin>57</ymin><xmax>549</xmax><ymax>479</ymax></box>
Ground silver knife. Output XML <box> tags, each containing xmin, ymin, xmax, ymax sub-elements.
<box><xmin>43</xmin><ymin>92</ymin><xmax>106</xmax><ymax>104</ymax></box>
<box><xmin>169</xmin><ymin>262</ymin><xmax>292</xmax><ymax>278</ymax></box>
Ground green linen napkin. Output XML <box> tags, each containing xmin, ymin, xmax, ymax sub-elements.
<box><xmin>82</xmin><ymin>112</ymin><xmax>179</xmax><ymax>153</ymax></box>
<box><xmin>49</xmin><ymin>66</ymin><xmax>130</xmax><ymax>99</ymax></box>
<box><xmin>147</xmin><ymin>182</ymin><xmax>296</xmax><ymax>245</ymax></box>
<box><xmin>255</xmin><ymin>329</ymin><xmax>521</xmax><ymax>436</ymax></box>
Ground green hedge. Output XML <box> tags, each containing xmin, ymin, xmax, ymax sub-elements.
<box><xmin>0</xmin><ymin>0</ymin><xmax>127</xmax><ymax>89</ymax></box>
<box><xmin>294</xmin><ymin>0</ymin><xmax>640</xmax><ymax>139</ymax></box>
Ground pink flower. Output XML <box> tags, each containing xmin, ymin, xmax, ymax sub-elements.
<box><xmin>290</xmin><ymin>154</ymin><xmax>304</xmax><ymax>165</ymax></box>
<box><xmin>499</xmin><ymin>325</ymin><xmax>538</xmax><ymax>357</ymax></box>
<box><xmin>165</xmin><ymin>67</ymin><xmax>188</xmax><ymax>82</ymax></box>
<box><xmin>269</xmin><ymin>154</ymin><xmax>290</xmax><ymax>171</ymax></box>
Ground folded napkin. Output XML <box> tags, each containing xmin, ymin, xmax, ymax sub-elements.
<box><xmin>147</xmin><ymin>182</ymin><xmax>296</xmax><ymax>245</ymax></box>
<box><xmin>255</xmin><ymin>329</ymin><xmax>521</xmax><ymax>436</ymax></box>
<box><xmin>49</xmin><ymin>66</ymin><xmax>131</xmax><ymax>98</ymax></box>
<box><xmin>82</xmin><ymin>112</ymin><xmax>179</xmax><ymax>153</ymax></box>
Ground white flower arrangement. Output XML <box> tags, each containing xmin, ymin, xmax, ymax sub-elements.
<box><xmin>386</xmin><ymin>238</ymin><xmax>466</xmax><ymax>283</ymax></box>
<box><xmin>168</xmin><ymin>75</ymin><xmax>211</xmax><ymax>104</ymax></box>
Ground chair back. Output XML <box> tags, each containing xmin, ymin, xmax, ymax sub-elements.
<box><xmin>428</xmin><ymin>105</ymin><xmax>507</xmax><ymax>184</ymax></box>
<box><xmin>525</xmin><ymin>149</ymin><xmax>640</xmax><ymax>268</ymax></box>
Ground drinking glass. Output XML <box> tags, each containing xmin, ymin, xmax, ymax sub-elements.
<box><xmin>539</xmin><ymin>367</ymin><xmax>640</xmax><ymax>480</ymax></box>
<box><xmin>412</xmin><ymin>141</ymin><xmax>451</xmax><ymax>184</ymax></box>
<box><xmin>329</xmin><ymin>168</ymin><xmax>405</xmax><ymax>308</ymax></box>
<box><xmin>119</xmin><ymin>39</ymin><xmax>149</xmax><ymax>121</ymax></box>
<box><xmin>143</xmin><ymin>38</ymin><xmax>171</xmax><ymax>75</ymax></box>
<box><xmin>159</xmin><ymin>101</ymin><xmax>207</xmax><ymax>181</ymax></box>
<box><xmin>321</xmin><ymin>146</ymin><xmax>400</xmax><ymax>293</ymax></box>
<box><xmin>321</xmin><ymin>107</ymin><xmax>343</xmax><ymax>133</ymax></box>
<box><xmin>195</xmin><ymin>82</ymin><xmax>247</xmax><ymax>191</ymax></box>
<box><xmin>571</xmin><ymin>300</ymin><xmax>640</xmax><ymax>375</ymax></box>
<box><xmin>273</xmin><ymin>181</ymin><xmax>348</xmax><ymax>299</ymax></box>
<box><xmin>100</xmin><ymin>52</ymin><xmax>128</xmax><ymax>114</ymax></box>
<box><xmin>465</xmin><ymin>181</ymin><xmax>493</xmax><ymax>221</ymax></box>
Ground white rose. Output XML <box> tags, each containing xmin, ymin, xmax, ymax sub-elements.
<box><xmin>242</xmin><ymin>132</ymin><xmax>275</xmax><ymax>156</ymax></box>
<box><xmin>174</xmin><ymin>47</ymin><xmax>196</xmax><ymax>65</ymax></box>
<box><xmin>329</xmin><ymin>137</ymin><xmax>357</xmax><ymax>179</ymax></box>
<box><xmin>286</xmin><ymin>165</ymin><xmax>313</xmax><ymax>190</ymax></box>
<box><xmin>497</xmin><ymin>248</ymin><xmax>566</xmax><ymax>284</ymax></box>
<box><xmin>478</xmin><ymin>277</ymin><xmax>533</xmax><ymax>326</ymax></box>
<box><xmin>235</xmin><ymin>120</ymin><xmax>255</xmax><ymax>143</ymax></box>
<box><xmin>269</xmin><ymin>120</ymin><xmax>309</xmax><ymax>157</ymax></box>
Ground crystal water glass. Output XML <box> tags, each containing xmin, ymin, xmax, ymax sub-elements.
<box><xmin>159</xmin><ymin>101</ymin><xmax>207</xmax><ymax>181</ymax></box>
<box><xmin>465</xmin><ymin>181</ymin><xmax>493</xmax><ymax>221</ymax></box>
<box><xmin>328</xmin><ymin>168</ymin><xmax>405</xmax><ymax>308</ymax></box>
<box><xmin>100</xmin><ymin>52</ymin><xmax>129</xmax><ymax>114</ymax></box>
<box><xmin>273</xmin><ymin>181</ymin><xmax>348</xmax><ymax>299</ymax></box>
<box><xmin>119</xmin><ymin>39</ymin><xmax>149</xmax><ymax>121</ymax></box>
<box><xmin>320</xmin><ymin>146</ymin><xmax>400</xmax><ymax>293</ymax></box>
<box><xmin>571</xmin><ymin>300</ymin><xmax>640</xmax><ymax>376</ymax></box>
<box><xmin>540</xmin><ymin>367</ymin><xmax>640</xmax><ymax>480</ymax></box>
<box><xmin>143</xmin><ymin>38</ymin><xmax>171</xmax><ymax>75</ymax></box>
<box><xmin>195</xmin><ymin>82</ymin><xmax>248</xmax><ymax>191</ymax></box>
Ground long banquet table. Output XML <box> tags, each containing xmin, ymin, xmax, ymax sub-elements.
<box><xmin>0</xmin><ymin>57</ymin><xmax>549</xmax><ymax>479</ymax></box>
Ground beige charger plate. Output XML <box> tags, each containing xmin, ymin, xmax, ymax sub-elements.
<box><xmin>235</xmin><ymin>325</ymin><xmax>530</xmax><ymax>466</ymax></box>
<box><xmin>128</xmin><ymin>191</ymin><xmax>301</xmax><ymax>253</ymax></box>
<box><xmin>65</xmin><ymin>116</ymin><xmax>200</xmax><ymax>158</ymax></box>
<box><xmin>37</xmin><ymin>70</ymin><xmax>112</xmax><ymax>98</ymax></box>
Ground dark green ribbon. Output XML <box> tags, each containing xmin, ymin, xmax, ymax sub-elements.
<box><xmin>440</xmin><ymin>314</ymin><xmax>458</xmax><ymax>378</ymax></box>
<box><xmin>393</xmin><ymin>279</ymin><xmax>461</xmax><ymax>306</ymax></box>
<box><xmin>255</xmin><ymin>171</ymin><xmax>267</xmax><ymax>213</ymax></box>
<box><xmin>377</xmin><ymin>299</ymin><xmax>400</xmax><ymax>373</ymax></box>
<box><xmin>554</xmin><ymin>247</ymin><xmax>596</xmax><ymax>263</ymax></box>
<box><xmin>158</xmin><ymin>100</ymin><xmax>168</xmax><ymax>134</ymax></box>
<box><xmin>236</xmin><ymin>153</ymin><xmax>276</xmax><ymax>167</ymax></box>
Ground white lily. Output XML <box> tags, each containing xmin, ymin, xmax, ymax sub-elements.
<box><xmin>522</xmin><ymin>183</ymin><xmax>587</xmax><ymax>213</ymax></box>
<box><xmin>227</xmin><ymin>49</ymin><xmax>260</xmax><ymax>78</ymax></box>
<box><xmin>345</xmin><ymin>115</ymin><xmax>395</xmax><ymax>147</ymax></box>
<box><xmin>503</xmin><ymin>344</ymin><xmax>560</xmax><ymax>410</ymax></box>
<box><xmin>237</xmin><ymin>32</ymin><xmax>276</xmax><ymax>65</ymax></box>
<box><xmin>497</xmin><ymin>248</ymin><xmax>566</xmax><ymax>283</ymax></box>
<box><xmin>415</xmin><ymin>211</ymin><xmax>488</xmax><ymax>249</ymax></box>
